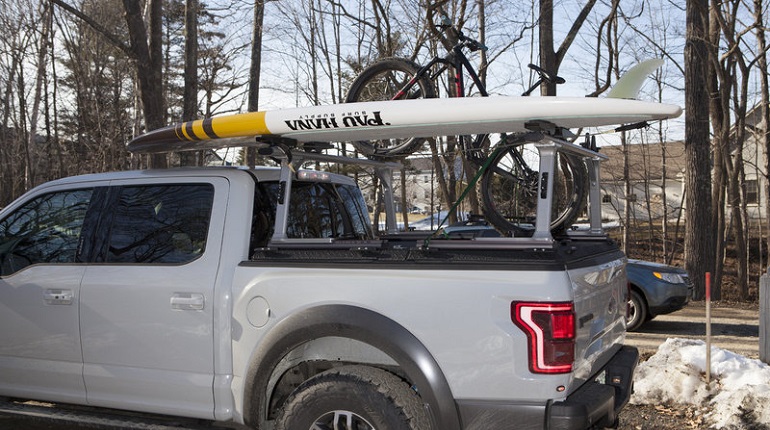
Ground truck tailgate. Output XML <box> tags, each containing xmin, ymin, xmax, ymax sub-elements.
<box><xmin>568</xmin><ymin>252</ymin><xmax>627</xmax><ymax>387</ymax></box>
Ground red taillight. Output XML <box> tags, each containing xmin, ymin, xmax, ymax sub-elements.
<box><xmin>512</xmin><ymin>302</ymin><xmax>575</xmax><ymax>374</ymax></box>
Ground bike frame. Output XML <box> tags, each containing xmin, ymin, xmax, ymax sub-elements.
<box><xmin>402</xmin><ymin>36</ymin><xmax>491</xmax><ymax>161</ymax></box>
<box><xmin>393</xmin><ymin>30</ymin><xmax>488</xmax><ymax>102</ymax></box>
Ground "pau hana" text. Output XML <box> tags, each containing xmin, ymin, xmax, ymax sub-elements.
<box><xmin>283</xmin><ymin>111</ymin><xmax>390</xmax><ymax>131</ymax></box>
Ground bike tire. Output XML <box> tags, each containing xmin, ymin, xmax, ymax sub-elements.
<box><xmin>346</xmin><ymin>58</ymin><xmax>438</xmax><ymax>157</ymax></box>
<box><xmin>480</xmin><ymin>141</ymin><xmax>587</xmax><ymax>236</ymax></box>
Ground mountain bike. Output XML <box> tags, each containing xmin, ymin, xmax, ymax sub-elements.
<box><xmin>345</xmin><ymin>12</ymin><xmax>586</xmax><ymax>236</ymax></box>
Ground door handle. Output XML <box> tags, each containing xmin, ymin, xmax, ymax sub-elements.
<box><xmin>44</xmin><ymin>289</ymin><xmax>73</xmax><ymax>305</ymax></box>
<box><xmin>170</xmin><ymin>293</ymin><xmax>205</xmax><ymax>311</ymax></box>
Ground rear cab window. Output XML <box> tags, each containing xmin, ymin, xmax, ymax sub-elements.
<box><xmin>251</xmin><ymin>180</ymin><xmax>373</xmax><ymax>250</ymax></box>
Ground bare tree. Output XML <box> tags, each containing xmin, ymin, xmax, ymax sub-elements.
<box><xmin>244</xmin><ymin>0</ymin><xmax>266</xmax><ymax>167</ymax></box>
<box><xmin>180</xmin><ymin>0</ymin><xmax>199</xmax><ymax>166</ymax></box>
<box><xmin>55</xmin><ymin>0</ymin><xmax>134</xmax><ymax>174</ymax></box>
<box><xmin>538</xmin><ymin>0</ymin><xmax>598</xmax><ymax>95</ymax></box>
<box><xmin>0</xmin><ymin>1</ymin><xmax>35</xmax><ymax>204</ymax></box>
<box><xmin>708</xmin><ymin>0</ymin><xmax>769</xmax><ymax>299</ymax></box>
<box><xmin>50</xmin><ymin>0</ymin><xmax>167</xmax><ymax>168</ymax></box>
<box><xmin>684</xmin><ymin>0</ymin><xmax>714</xmax><ymax>300</ymax></box>
<box><xmin>25</xmin><ymin>1</ymin><xmax>53</xmax><ymax>190</ymax></box>
<box><xmin>756</xmin><ymin>0</ymin><xmax>770</xmax><ymax>273</ymax></box>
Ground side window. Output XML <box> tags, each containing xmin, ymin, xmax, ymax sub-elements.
<box><xmin>105</xmin><ymin>184</ymin><xmax>214</xmax><ymax>264</ymax></box>
<box><xmin>0</xmin><ymin>189</ymin><xmax>93</xmax><ymax>276</ymax></box>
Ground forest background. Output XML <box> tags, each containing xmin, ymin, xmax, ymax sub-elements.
<box><xmin>0</xmin><ymin>0</ymin><xmax>765</xmax><ymax>301</ymax></box>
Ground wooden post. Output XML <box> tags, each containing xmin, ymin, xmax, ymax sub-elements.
<box><xmin>706</xmin><ymin>272</ymin><xmax>711</xmax><ymax>385</ymax></box>
<box><xmin>761</xmin><ymin>268</ymin><xmax>770</xmax><ymax>364</ymax></box>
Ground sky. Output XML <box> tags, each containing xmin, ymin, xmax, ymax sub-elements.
<box><xmin>632</xmin><ymin>338</ymin><xmax>770</xmax><ymax>428</ymax></box>
<box><xmin>245</xmin><ymin>0</ymin><xmax>691</xmax><ymax>148</ymax></box>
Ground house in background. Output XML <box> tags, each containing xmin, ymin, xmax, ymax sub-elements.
<box><xmin>598</xmin><ymin>132</ymin><xmax>767</xmax><ymax>224</ymax></box>
<box><xmin>390</xmin><ymin>156</ymin><xmax>469</xmax><ymax>215</ymax></box>
<box><xmin>597</xmin><ymin>141</ymin><xmax>688</xmax><ymax>223</ymax></box>
<box><xmin>392</xmin><ymin>157</ymin><xmax>436</xmax><ymax>214</ymax></box>
<box><xmin>390</xmin><ymin>144</ymin><xmax>693</xmax><ymax>223</ymax></box>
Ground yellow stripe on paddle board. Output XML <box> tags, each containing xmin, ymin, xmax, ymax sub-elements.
<box><xmin>208</xmin><ymin>111</ymin><xmax>270</xmax><ymax>138</ymax></box>
<box><xmin>173</xmin><ymin>111</ymin><xmax>271</xmax><ymax>141</ymax></box>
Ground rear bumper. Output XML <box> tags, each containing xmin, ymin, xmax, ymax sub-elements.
<box><xmin>549</xmin><ymin>345</ymin><xmax>638</xmax><ymax>429</ymax></box>
<box><xmin>456</xmin><ymin>345</ymin><xmax>639</xmax><ymax>430</ymax></box>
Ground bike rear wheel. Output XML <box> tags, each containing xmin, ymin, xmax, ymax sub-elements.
<box><xmin>345</xmin><ymin>57</ymin><xmax>437</xmax><ymax>157</ymax></box>
<box><xmin>480</xmin><ymin>140</ymin><xmax>586</xmax><ymax>236</ymax></box>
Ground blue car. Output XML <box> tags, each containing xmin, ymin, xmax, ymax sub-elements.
<box><xmin>625</xmin><ymin>259</ymin><xmax>693</xmax><ymax>331</ymax></box>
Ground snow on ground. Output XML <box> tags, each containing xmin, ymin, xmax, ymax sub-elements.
<box><xmin>631</xmin><ymin>338</ymin><xmax>770</xmax><ymax>428</ymax></box>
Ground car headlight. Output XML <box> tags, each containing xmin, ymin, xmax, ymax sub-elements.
<box><xmin>653</xmin><ymin>271</ymin><xmax>685</xmax><ymax>284</ymax></box>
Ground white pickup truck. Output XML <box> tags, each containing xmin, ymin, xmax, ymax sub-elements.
<box><xmin>0</xmin><ymin>147</ymin><xmax>636</xmax><ymax>430</ymax></box>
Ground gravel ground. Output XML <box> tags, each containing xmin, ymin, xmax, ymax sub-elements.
<box><xmin>0</xmin><ymin>396</ymin><xmax>717</xmax><ymax>430</ymax></box>
<box><xmin>0</xmin><ymin>406</ymin><xmax>718</xmax><ymax>430</ymax></box>
<box><xmin>618</xmin><ymin>403</ymin><xmax>709</xmax><ymax>429</ymax></box>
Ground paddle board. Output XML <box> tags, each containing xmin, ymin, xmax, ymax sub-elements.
<box><xmin>127</xmin><ymin>96</ymin><xmax>682</xmax><ymax>154</ymax></box>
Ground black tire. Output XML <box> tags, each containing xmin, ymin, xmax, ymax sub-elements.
<box><xmin>273</xmin><ymin>365</ymin><xmax>430</xmax><ymax>430</ymax></box>
<box><xmin>480</xmin><ymin>141</ymin><xmax>586</xmax><ymax>236</ymax></box>
<box><xmin>626</xmin><ymin>290</ymin><xmax>648</xmax><ymax>332</ymax></box>
<box><xmin>346</xmin><ymin>58</ymin><xmax>437</xmax><ymax>157</ymax></box>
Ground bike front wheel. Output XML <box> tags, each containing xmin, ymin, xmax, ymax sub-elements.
<box><xmin>480</xmin><ymin>141</ymin><xmax>586</xmax><ymax>236</ymax></box>
<box><xmin>345</xmin><ymin>57</ymin><xmax>437</xmax><ymax>157</ymax></box>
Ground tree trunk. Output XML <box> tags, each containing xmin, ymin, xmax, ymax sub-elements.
<box><xmin>622</xmin><ymin>132</ymin><xmax>630</xmax><ymax>254</ymax></box>
<box><xmin>400</xmin><ymin>167</ymin><xmax>409</xmax><ymax>230</ymax></box>
<box><xmin>123</xmin><ymin>0</ymin><xmax>166</xmax><ymax>168</ymax></box>
<box><xmin>429</xmin><ymin>138</ymin><xmax>452</xmax><ymax>224</ymax></box>
<box><xmin>684</xmin><ymin>0</ymin><xmax>715</xmax><ymax>300</ymax></box>
<box><xmin>756</xmin><ymin>0</ymin><xmax>770</xmax><ymax>272</ymax></box>
<box><xmin>180</xmin><ymin>0</ymin><xmax>199</xmax><ymax>166</ymax></box>
<box><xmin>246</xmin><ymin>0</ymin><xmax>265</xmax><ymax>168</ymax></box>
<box><xmin>27</xmin><ymin>3</ymin><xmax>53</xmax><ymax>190</ymax></box>
<box><xmin>709</xmin><ymin>75</ymin><xmax>726</xmax><ymax>297</ymax></box>
<box><xmin>538</xmin><ymin>0</ymin><xmax>556</xmax><ymax>95</ymax></box>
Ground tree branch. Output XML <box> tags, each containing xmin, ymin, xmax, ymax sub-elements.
<box><xmin>48</xmin><ymin>0</ymin><xmax>132</xmax><ymax>57</ymax></box>
<box><xmin>555</xmin><ymin>0</ymin><xmax>598</xmax><ymax>66</ymax></box>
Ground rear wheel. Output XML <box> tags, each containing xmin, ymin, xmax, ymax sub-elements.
<box><xmin>345</xmin><ymin>58</ymin><xmax>437</xmax><ymax>157</ymax></box>
<box><xmin>273</xmin><ymin>365</ymin><xmax>429</xmax><ymax>430</ymax></box>
<box><xmin>480</xmin><ymin>140</ymin><xmax>586</xmax><ymax>236</ymax></box>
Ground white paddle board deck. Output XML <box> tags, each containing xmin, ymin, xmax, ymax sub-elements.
<box><xmin>127</xmin><ymin>96</ymin><xmax>682</xmax><ymax>153</ymax></box>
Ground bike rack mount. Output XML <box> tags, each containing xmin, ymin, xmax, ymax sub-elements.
<box><xmin>532</xmin><ymin>135</ymin><xmax>607</xmax><ymax>240</ymax></box>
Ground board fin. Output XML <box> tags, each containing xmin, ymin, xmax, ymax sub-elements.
<box><xmin>607</xmin><ymin>58</ymin><xmax>664</xmax><ymax>100</ymax></box>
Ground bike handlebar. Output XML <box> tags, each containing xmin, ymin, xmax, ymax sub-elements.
<box><xmin>436</xmin><ymin>10</ymin><xmax>488</xmax><ymax>53</ymax></box>
<box><xmin>458</xmin><ymin>32</ymin><xmax>487</xmax><ymax>52</ymax></box>
<box><xmin>521</xmin><ymin>64</ymin><xmax>565</xmax><ymax>96</ymax></box>
<box><xmin>527</xmin><ymin>63</ymin><xmax>565</xmax><ymax>84</ymax></box>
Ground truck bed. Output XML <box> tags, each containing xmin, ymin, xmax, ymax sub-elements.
<box><xmin>248</xmin><ymin>235</ymin><xmax>624</xmax><ymax>271</ymax></box>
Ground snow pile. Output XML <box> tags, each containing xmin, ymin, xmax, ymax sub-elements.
<box><xmin>632</xmin><ymin>338</ymin><xmax>770</xmax><ymax>428</ymax></box>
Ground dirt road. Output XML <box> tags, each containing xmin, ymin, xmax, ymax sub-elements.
<box><xmin>625</xmin><ymin>301</ymin><xmax>760</xmax><ymax>359</ymax></box>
